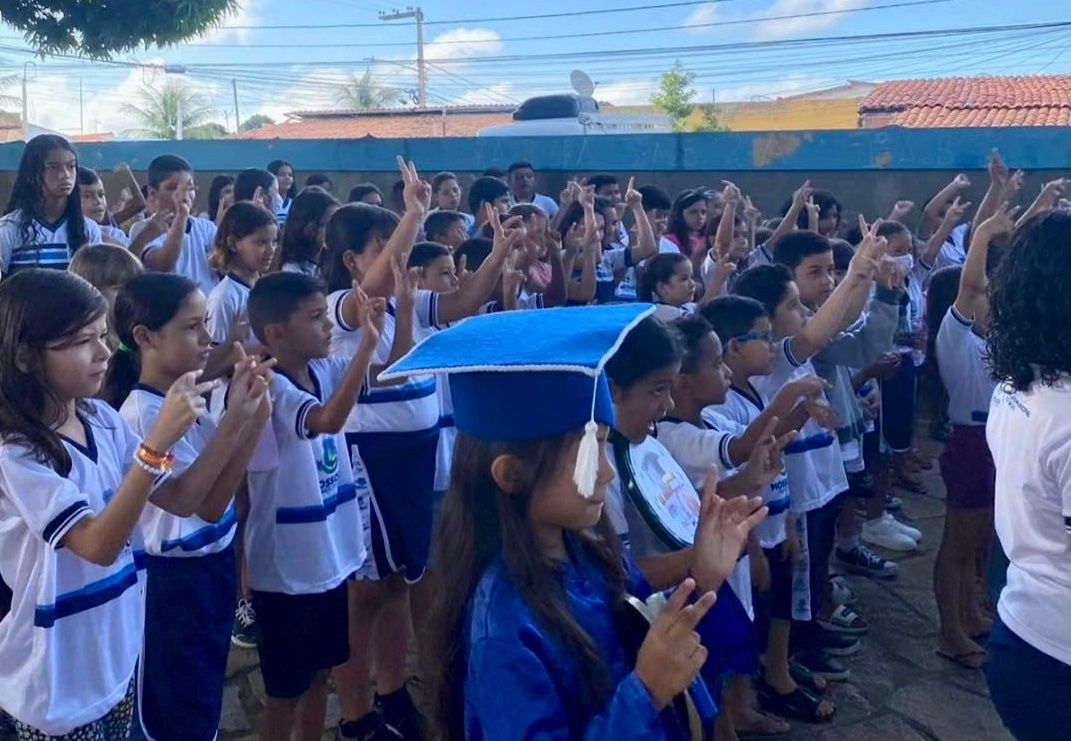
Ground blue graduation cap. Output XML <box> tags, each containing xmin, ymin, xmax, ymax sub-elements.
<box><xmin>380</xmin><ymin>304</ymin><xmax>655</xmax><ymax>498</ymax></box>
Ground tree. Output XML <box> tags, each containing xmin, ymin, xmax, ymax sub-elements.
<box><xmin>240</xmin><ymin>114</ymin><xmax>275</xmax><ymax>133</ymax></box>
<box><xmin>0</xmin><ymin>72</ymin><xmax>19</xmax><ymax>111</ymax></box>
<box><xmin>120</xmin><ymin>78</ymin><xmax>220</xmax><ymax>140</ymax></box>
<box><xmin>186</xmin><ymin>122</ymin><xmax>228</xmax><ymax>139</ymax></box>
<box><xmin>650</xmin><ymin>62</ymin><xmax>698</xmax><ymax>132</ymax></box>
<box><xmin>0</xmin><ymin>0</ymin><xmax>238</xmax><ymax>57</ymax></box>
<box><xmin>335</xmin><ymin>68</ymin><xmax>402</xmax><ymax>111</ymax></box>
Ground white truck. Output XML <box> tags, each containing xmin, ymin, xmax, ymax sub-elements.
<box><xmin>476</xmin><ymin>93</ymin><xmax>670</xmax><ymax>137</ymax></box>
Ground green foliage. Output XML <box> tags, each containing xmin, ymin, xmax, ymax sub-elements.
<box><xmin>0</xmin><ymin>0</ymin><xmax>237</xmax><ymax>57</ymax></box>
<box><xmin>186</xmin><ymin>122</ymin><xmax>228</xmax><ymax>139</ymax></box>
<box><xmin>119</xmin><ymin>78</ymin><xmax>220</xmax><ymax>140</ymax></box>
<box><xmin>0</xmin><ymin>72</ymin><xmax>19</xmax><ymax>110</ymax></box>
<box><xmin>650</xmin><ymin>62</ymin><xmax>697</xmax><ymax>132</ymax></box>
<box><xmin>692</xmin><ymin>104</ymin><xmax>727</xmax><ymax>132</ymax></box>
<box><xmin>240</xmin><ymin>114</ymin><xmax>275</xmax><ymax>132</ymax></box>
<box><xmin>335</xmin><ymin>68</ymin><xmax>403</xmax><ymax>111</ymax></box>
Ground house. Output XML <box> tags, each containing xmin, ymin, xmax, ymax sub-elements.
<box><xmin>859</xmin><ymin>75</ymin><xmax>1071</xmax><ymax>128</ymax></box>
<box><xmin>231</xmin><ymin>105</ymin><xmax>515</xmax><ymax>140</ymax></box>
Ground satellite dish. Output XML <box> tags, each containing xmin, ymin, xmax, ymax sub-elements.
<box><xmin>571</xmin><ymin>70</ymin><xmax>595</xmax><ymax>98</ymax></box>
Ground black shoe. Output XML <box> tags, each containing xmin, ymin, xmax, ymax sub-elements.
<box><xmin>336</xmin><ymin>713</ymin><xmax>403</xmax><ymax>741</ymax></box>
<box><xmin>794</xmin><ymin>648</ymin><xmax>850</xmax><ymax>681</ymax></box>
<box><xmin>814</xmin><ymin>628</ymin><xmax>861</xmax><ymax>657</ymax></box>
<box><xmin>375</xmin><ymin>690</ymin><xmax>426</xmax><ymax>741</ymax></box>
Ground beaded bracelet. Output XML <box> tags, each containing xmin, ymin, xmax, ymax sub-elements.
<box><xmin>134</xmin><ymin>444</ymin><xmax>174</xmax><ymax>476</ymax></box>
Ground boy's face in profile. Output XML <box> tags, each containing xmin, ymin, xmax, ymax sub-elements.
<box><xmin>792</xmin><ymin>251</ymin><xmax>836</xmax><ymax>308</ymax></box>
<box><xmin>271</xmin><ymin>293</ymin><xmax>334</xmax><ymax>360</ymax></box>
<box><xmin>731</xmin><ymin>316</ymin><xmax>777</xmax><ymax>378</ymax></box>
<box><xmin>772</xmin><ymin>280</ymin><xmax>807</xmax><ymax>340</ymax></box>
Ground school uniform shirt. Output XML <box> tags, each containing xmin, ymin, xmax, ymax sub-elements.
<box><xmin>0</xmin><ymin>211</ymin><xmax>101</xmax><ymax>277</ymax></box>
<box><xmin>752</xmin><ymin>339</ymin><xmax>848</xmax><ymax>514</ymax></box>
<box><xmin>749</xmin><ymin>243</ymin><xmax>773</xmax><ymax>267</ymax></box>
<box><xmin>206</xmin><ymin>275</ymin><xmax>256</xmax><ymax>350</ymax></box>
<box><xmin>281</xmin><ymin>260</ymin><xmax>319</xmax><ymax>278</ymax></box>
<box><xmin>0</xmin><ymin>401</ymin><xmax>152</xmax><ymax>735</ymax></box>
<box><xmin>597</xmin><ymin>245</ymin><xmax>633</xmax><ymax>304</ymax></box>
<box><xmin>98</xmin><ymin>224</ymin><xmax>130</xmax><ymax>248</ymax></box>
<box><xmin>905</xmin><ymin>260</ymin><xmax>933</xmax><ymax>367</ymax></box>
<box><xmin>935</xmin><ymin>306</ymin><xmax>995</xmax><ymax>426</ymax></box>
<box><xmin>988</xmin><ymin>381</ymin><xmax>1071</xmax><ymax>667</ymax></box>
<box><xmin>141</xmin><ymin>216</ymin><xmax>220</xmax><ymax>296</ymax></box>
<box><xmin>934</xmin><ymin>223</ymin><xmax>969</xmax><ymax>270</ymax></box>
<box><xmin>479</xmin><ymin>290</ymin><xmax>545</xmax><ymax>314</ymax></box>
<box><xmin>705</xmin><ymin>390</ymin><xmax>792</xmax><ymax>548</ymax></box>
<box><xmin>245</xmin><ymin>359</ymin><xmax>368</xmax><ymax>594</ymax></box>
<box><xmin>465</xmin><ymin>553</ymin><xmax>682</xmax><ymax>740</ymax></box>
<box><xmin>651</xmin><ymin>302</ymin><xmax>695</xmax><ymax>324</ymax></box>
<box><xmin>120</xmin><ymin>386</ymin><xmax>236</xmax><ymax>557</ymax></box>
<box><xmin>327</xmin><ymin>288</ymin><xmax>440</xmax><ymax>436</ymax></box>
<box><xmin>510</xmin><ymin>193</ymin><xmax>560</xmax><ymax>219</ymax></box>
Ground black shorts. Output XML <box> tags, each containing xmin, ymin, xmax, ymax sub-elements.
<box><xmin>880</xmin><ymin>355</ymin><xmax>917</xmax><ymax>453</ymax></box>
<box><xmin>252</xmin><ymin>582</ymin><xmax>349</xmax><ymax>699</ymax></box>
<box><xmin>753</xmin><ymin>546</ymin><xmax>795</xmax><ymax>652</ymax></box>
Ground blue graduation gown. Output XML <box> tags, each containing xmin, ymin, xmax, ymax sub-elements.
<box><xmin>464</xmin><ymin>555</ymin><xmax>687</xmax><ymax>740</ymax></box>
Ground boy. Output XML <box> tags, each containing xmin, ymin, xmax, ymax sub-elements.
<box><xmin>507</xmin><ymin>161</ymin><xmax>559</xmax><ymax>218</ymax></box>
<box><xmin>423</xmin><ymin>210</ymin><xmax>469</xmax><ymax>251</ymax></box>
<box><xmin>137</xmin><ymin>155</ymin><xmax>220</xmax><ymax>296</ymax></box>
<box><xmin>245</xmin><ymin>272</ymin><xmax>383</xmax><ymax>741</ymax></box>
<box><xmin>466</xmin><ymin>176</ymin><xmax>511</xmax><ymax>237</ymax></box>
<box><xmin>454</xmin><ymin>236</ymin><xmax>567</xmax><ymax>311</ymax></box>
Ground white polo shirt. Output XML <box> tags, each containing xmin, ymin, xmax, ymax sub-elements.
<box><xmin>206</xmin><ymin>274</ymin><xmax>256</xmax><ymax>349</ymax></box>
<box><xmin>0</xmin><ymin>211</ymin><xmax>102</xmax><ymax>276</ymax></box>
<box><xmin>988</xmin><ymin>381</ymin><xmax>1071</xmax><ymax>667</ymax></box>
<box><xmin>0</xmin><ymin>401</ymin><xmax>147</xmax><ymax>735</ymax></box>
<box><xmin>936</xmin><ymin>307</ymin><xmax>995</xmax><ymax>426</ymax></box>
<box><xmin>141</xmin><ymin>216</ymin><xmax>220</xmax><ymax>296</ymax></box>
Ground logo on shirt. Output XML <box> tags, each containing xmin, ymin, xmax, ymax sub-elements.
<box><xmin>318</xmin><ymin>437</ymin><xmax>339</xmax><ymax>477</ymax></box>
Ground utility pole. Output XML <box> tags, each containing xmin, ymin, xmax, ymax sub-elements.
<box><xmin>380</xmin><ymin>7</ymin><xmax>426</xmax><ymax>108</ymax></box>
<box><xmin>80</xmin><ymin>80</ymin><xmax>85</xmax><ymax>136</ymax></box>
<box><xmin>232</xmin><ymin>79</ymin><xmax>241</xmax><ymax>132</ymax></box>
<box><xmin>21</xmin><ymin>62</ymin><xmax>32</xmax><ymax>140</ymax></box>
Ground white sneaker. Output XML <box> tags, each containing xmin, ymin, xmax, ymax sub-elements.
<box><xmin>862</xmin><ymin>516</ymin><xmax>918</xmax><ymax>552</ymax></box>
<box><xmin>883</xmin><ymin>512</ymin><xmax>922</xmax><ymax>543</ymax></box>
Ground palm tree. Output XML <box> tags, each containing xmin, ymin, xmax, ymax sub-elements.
<box><xmin>0</xmin><ymin>72</ymin><xmax>20</xmax><ymax>111</ymax></box>
<box><xmin>335</xmin><ymin>68</ymin><xmax>402</xmax><ymax>111</ymax></box>
<box><xmin>120</xmin><ymin>78</ymin><xmax>219</xmax><ymax>139</ymax></box>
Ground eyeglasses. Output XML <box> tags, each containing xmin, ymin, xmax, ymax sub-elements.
<box><xmin>732</xmin><ymin>332</ymin><xmax>775</xmax><ymax>346</ymax></box>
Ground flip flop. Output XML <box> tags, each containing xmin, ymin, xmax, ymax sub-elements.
<box><xmin>736</xmin><ymin>712</ymin><xmax>792</xmax><ymax>740</ymax></box>
<box><xmin>757</xmin><ymin>678</ymin><xmax>836</xmax><ymax>724</ymax></box>
<box><xmin>935</xmin><ymin>648</ymin><xmax>987</xmax><ymax>669</ymax></box>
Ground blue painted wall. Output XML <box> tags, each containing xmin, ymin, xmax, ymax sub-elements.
<box><xmin>2</xmin><ymin>128</ymin><xmax>1070</xmax><ymax>173</ymax></box>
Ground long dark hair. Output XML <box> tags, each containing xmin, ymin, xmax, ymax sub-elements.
<box><xmin>667</xmin><ymin>189</ymin><xmax>709</xmax><ymax>256</ymax></box>
<box><xmin>4</xmin><ymin>134</ymin><xmax>88</xmax><ymax>252</ymax></box>
<box><xmin>101</xmin><ymin>273</ymin><xmax>199</xmax><ymax>409</ymax></box>
<box><xmin>322</xmin><ymin>203</ymin><xmax>399</xmax><ymax>293</ymax></box>
<box><xmin>267</xmin><ymin>159</ymin><xmax>295</xmax><ymax>202</ymax></box>
<box><xmin>276</xmin><ymin>187</ymin><xmax>339</xmax><ymax>270</ymax></box>
<box><xmin>427</xmin><ymin>431</ymin><xmax>626</xmax><ymax>741</ymax></box>
<box><xmin>207</xmin><ymin>174</ymin><xmax>234</xmax><ymax>219</ymax></box>
<box><xmin>0</xmin><ymin>269</ymin><xmax>107</xmax><ymax>475</ymax></box>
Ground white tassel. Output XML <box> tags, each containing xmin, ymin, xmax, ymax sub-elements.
<box><xmin>573</xmin><ymin>420</ymin><xmax>600</xmax><ymax>499</ymax></box>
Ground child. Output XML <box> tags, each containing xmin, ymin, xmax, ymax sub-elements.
<box><xmin>275</xmin><ymin>187</ymin><xmax>339</xmax><ymax>277</ymax></box>
<box><xmin>245</xmin><ymin>271</ymin><xmax>383</xmax><ymax>741</ymax></box>
<box><xmin>507</xmin><ymin>160</ymin><xmax>559</xmax><ymax>218</ymax></box>
<box><xmin>985</xmin><ymin>209</ymin><xmax>1071</xmax><ymax>741</ymax></box>
<box><xmin>68</xmin><ymin>244</ymin><xmax>144</xmax><ymax>351</ymax></box>
<box><xmin>505</xmin><ymin>203</ymin><xmax>552</xmax><ymax>292</ymax></box>
<box><xmin>207</xmin><ymin>202</ymin><xmax>279</xmax><ymax>351</ymax></box>
<box><xmin>0</xmin><ymin>268</ymin><xmax>211</xmax><ymax>738</ymax></box>
<box><xmin>105</xmin><ymin>273</ymin><xmax>271</xmax><ymax>741</ymax></box>
<box><xmin>430</xmin><ymin>172</ymin><xmax>475</xmax><ymax>232</ymax></box>
<box><xmin>665</xmin><ymin>189</ymin><xmax>709</xmax><ymax>257</ymax></box>
<box><xmin>77</xmin><ymin>165</ymin><xmax>145</xmax><ymax>247</ymax></box>
<box><xmin>385</xmin><ymin>304</ymin><xmax>763</xmax><ymax>739</ymax></box>
<box><xmin>235</xmin><ymin>168</ymin><xmax>281</xmax><ymax>213</ymax></box>
<box><xmin>637</xmin><ymin>185</ymin><xmax>674</xmax><ymax>252</ymax></box>
<box><xmin>267</xmin><ymin>159</ymin><xmax>295</xmax><ymax>224</ymax></box>
<box><xmin>410</xmin><ymin>241</ymin><xmax>460</xmax><ymax>296</ymax></box>
<box><xmin>0</xmin><ymin>134</ymin><xmax>102</xmax><ymax>277</ymax></box>
<box><xmin>202</xmin><ymin>175</ymin><xmax>235</xmax><ymax>225</ymax></box>
<box><xmin>348</xmin><ymin>183</ymin><xmax>384</xmax><ymax>207</ymax></box>
<box><xmin>932</xmin><ymin>204</ymin><xmax>1015</xmax><ymax>670</ymax></box>
<box><xmin>139</xmin><ymin>155</ymin><xmax>221</xmax><ymax>296</ymax></box>
<box><xmin>466</xmin><ymin>176</ymin><xmax>510</xmax><ymax>236</ymax></box>
<box><xmin>641</xmin><ymin>253</ymin><xmax>697</xmax><ymax>322</ymax></box>
<box><xmin>305</xmin><ymin>173</ymin><xmax>333</xmax><ymax>193</ymax></box>
<box><xmin>423</xmin><ymin>210</ymin><xmax>469</xmax><ymax>252</ymax></box>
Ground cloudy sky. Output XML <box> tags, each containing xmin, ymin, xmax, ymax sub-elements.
<box><xmin>0</xmin><ymin>0</ymin><xmax>1067</xmax><ymax>136</ymax></box>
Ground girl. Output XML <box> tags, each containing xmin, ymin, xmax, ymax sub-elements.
<box><xmin>323</xmin><ymin>160</ymin><xmax>518</xmax><ymax>741</ymax></box>
<box><xmin>666</xmin><ymin>189</ymin><xmax>710</xmax><ymax>258</ymax></box>
<box><xmin>267</xmin><ymin>160</ymin><xmax>296</xmax><ymax>225</ymax></box>
<box><xmin>0</xmin><ymin>134</ymin><xmax>102</xmax><ymax>277</ymax></box>
<box><xmin>77</xmin><ymin>166</ymin><xmax>146</xmax><ymax>247</ymax></box>
<box><xmin>506</xmin><ymin>203</ymin><xmax>551</xmax><ymax>293</ymax></box>
<box><xmin>104</xmin><ymin>273</ymin><xmax>271</xmax><ymax>741</ymax></box>
<box><xmin>68</xmin><ymin>243</ymin><xmax>145</xmax><ymax>351</ymax></box>
<box><xmin>234</xmin><ymin>168</ymin><xmax>280</xmax><ymax>213</ymax></box>
<box><xmin>207</xmin><ymin>202</ymin><xmax>278</xmax><ymax>350</ymax></box>
<box><xmin>274</xmin><ymin>186</ymin><xmax>339</xmax><ymax>277</ymax></box>
<box><xmin>984</xmin><ymin>209</ymin><xmax>1071</xmax><ymax>741</ymax></box>
<box><xmin>0</xmin><ymin>268</ymin><xmax>211</xmax><ymax>739</ymax></box>
<box><xmin>400</xmin><ymin>305</ymin><xmax>765</xmax><ymax>740</ymax></box>
<box><xmin>641</xmin><ymin>253</ymin><xmax>697</xmax><ymax>322</ymax></box>
<box><xmin>202</xmin><ymin>175</ymin><xmax>235</xmax><ymax>226</ymax></box>
<box><xmin>348</xmin><ymin>183</ymin><xmax>384</xmax><ymax>207</ymax></box>
<box><xmin>431</xmin><ymin>172</ymin><xmax>476</xmax><ymax>232</ymax></box>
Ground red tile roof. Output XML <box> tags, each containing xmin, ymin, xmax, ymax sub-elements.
<box><xmin>231</xmin><ymin>107</ymin><xmax>515</xmax><ymax>140</ymax></box>
<box><xmin>859</xmin><ymin>76</ymin><xmax>1071</xmax><ymax>127</ymax></box>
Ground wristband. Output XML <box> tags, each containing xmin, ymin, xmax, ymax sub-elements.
<box><xmin>134</xmin><ymin>444</ymin><xmax>173</xmax><ymax>475</ymax></box>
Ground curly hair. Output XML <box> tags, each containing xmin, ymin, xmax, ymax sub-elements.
<box><xmin>986</xmin><ymin>210</ymin><xmax>1071</xmax><ymax>392</ymax></box>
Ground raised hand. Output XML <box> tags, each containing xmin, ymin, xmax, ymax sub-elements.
<box><xmin>227</xmin><ymin>345</ymin><xmax>274</xmax><ymax>418</ymax></box>
<box><xmin>625</xmin><ymin>177</ymin><xmax>643</xmax><ymax>210</ymax></box>
<box><xmin>804</xmin><ymin>397</ymin><xmax>839</xmax><ymax>431</ymax></box>
<box><xmin>634</xmin><ymin>579</ymin><xmax>716</xmax><ymax>711</ymax></box>
<box><xmin>974</xmin><ymin>201</ymin><xmax>1020</xmax><ymax>244</ymax></box>
<box><xmin>988</xmin><ymin>150</ymin><xmax>1009</xmax><ymax>184</ymax></box>
<box><xmin>741</xmin><ymin>417</ymin><xmax>795</xmax><ymax>493</ymax></box>
<box><xmin>953</xmin><ymin>173</ymin><xmax>972</xmax><ymax>190</ymax></box>
<box><xmin>352</xmin><ymin>280</ymin><xmax>387</xmax><ymax>347</ymax></box>
<box><xmin>849</xmin><ymin>215</ymin><xmax>887</xmax><ymax>280</ymax></box>
<box><xmin>148</xmin><ymin>371</ymin><xmax>221</xmax><ymax>452</ymax></box>
<box><xmin>691</xmin><ymin>466</ymin><xmax>768</xmax><ymax>592</ymax></box>
<box><xmin>805</xmin><ymin>195</ymin><xmax>820</xmax><ymax>231</ymax></box>
<box><xmin>721</xmin><ymin>180</ymin><xmax>742</xmax><ymax>203</ymax></box>
<box><xmin>942</xmin><ymin>196</ymin><xmax>972</xmax><ymax>226</ymax></box>
<box><xmin>791</xmin><ymin>180</ymin><xmax>813</xmax><ymax>211</ymax></box>
<box><xmin>396</xmin><ymin>155</ymin><xmax>432</xmax><ymax>216</ymax></box>
<box><xmin>890</xmin><ymin>200</ymin><xmax>915</xmax><ymax>220</ymax></box>
<box><xmin>742</xmin><ymin>195</ymin><xmax>760</xmax><ymax>223</ymax></box>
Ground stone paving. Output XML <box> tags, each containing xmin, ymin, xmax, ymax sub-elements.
<box><xmin>216</xmin><ymin>438</ymin><xmax>1014</xmax><ymax>740</ymax></box>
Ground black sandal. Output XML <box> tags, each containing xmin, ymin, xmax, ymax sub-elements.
<box><xmin>789</xmin><ymin>659</ymin><xmax>829</xmax><ymax>695</ymax></box>
<box><xmin>757</xmin><ymin>678</ymin><xmax>836</xmax><ymax>724</ymax></box>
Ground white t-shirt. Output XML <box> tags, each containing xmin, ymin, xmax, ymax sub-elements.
<box><xmin>479</xmin><ymin>291</ymin><xmax>545</xmax><ymax>314</ymax></box>
<box><xmin>752</xmin><ymin>338</ymin><xmax>848</xmax><ymax>513</ymax></box>
<box><xmin>206</xmin><ymin>274</ymin><xmax>256</xmax><ymax>349</ymax></box>
<box><xmin>0</xmin><ymin>211</ymin><xmax>102</xmax><ymax>276</ymax></box>
<box><xmin>141</xmin><ymin>216</ymin><xmax>220</xmax><ymax>296</ymax></box>
<box><xmin>120</xmin><ymin>386</ymin><xmax>236</xmax><ymax>557</ymax></box>
<box><xmin>281</xmin><ymin>260</ymin><xmax>319</xmax><ymax>278</ymax></box>
<box><xmin>98</xmin><ymin>224</ymin><xmax>129</xmax><ymax>248</ymax></box>
<box><xmin>327</xmin><ymin>289</ymin><xmax>440</xmax><ymax>435</ymax></box>
<box><xmin>934</xmin><ymin>223</ymin><xmax>969</xmax><ymax>270</ymax></box>
<box><xmin>651</xmin><ymin>302</ymin><xmax>695</xmax><ymax>324</ymax></box>
<box><xmin>245</xmin><ymin>359</ymin><xmax>367</xmax><ymax>594</ymax></box>
<box><xmin>936</xmin><ymin>306</ymin><xmax>995</xmax><ymax>426</ymax></box>
<box><xmin>705</xmin><ymin>390</ymin><xmax>792</xmax><ymax>548</ymax></box>
<box><xmin>988</xmin><ymin>381</ymin><xmax>1071</xmax><ymax>667</ymax></box>
<box><xmin>0</xmin><ymin>401</ymin><xmax>148</xmax><ymax>735</ymax></box>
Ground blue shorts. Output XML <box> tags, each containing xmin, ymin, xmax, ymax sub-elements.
<box><xmin>347</xmin><ymin>427</ymin><xmax>439</xmax><ymax>584</ymax></box>
<box><xmin>139</xmin><ymin>547</ymin><xmax>235</xmax><ymax>741</ymax></box>
<box><xmin>879</xmin><ymin>355</ymin><xmax>917</xmax><ymax>453</ymax></box>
